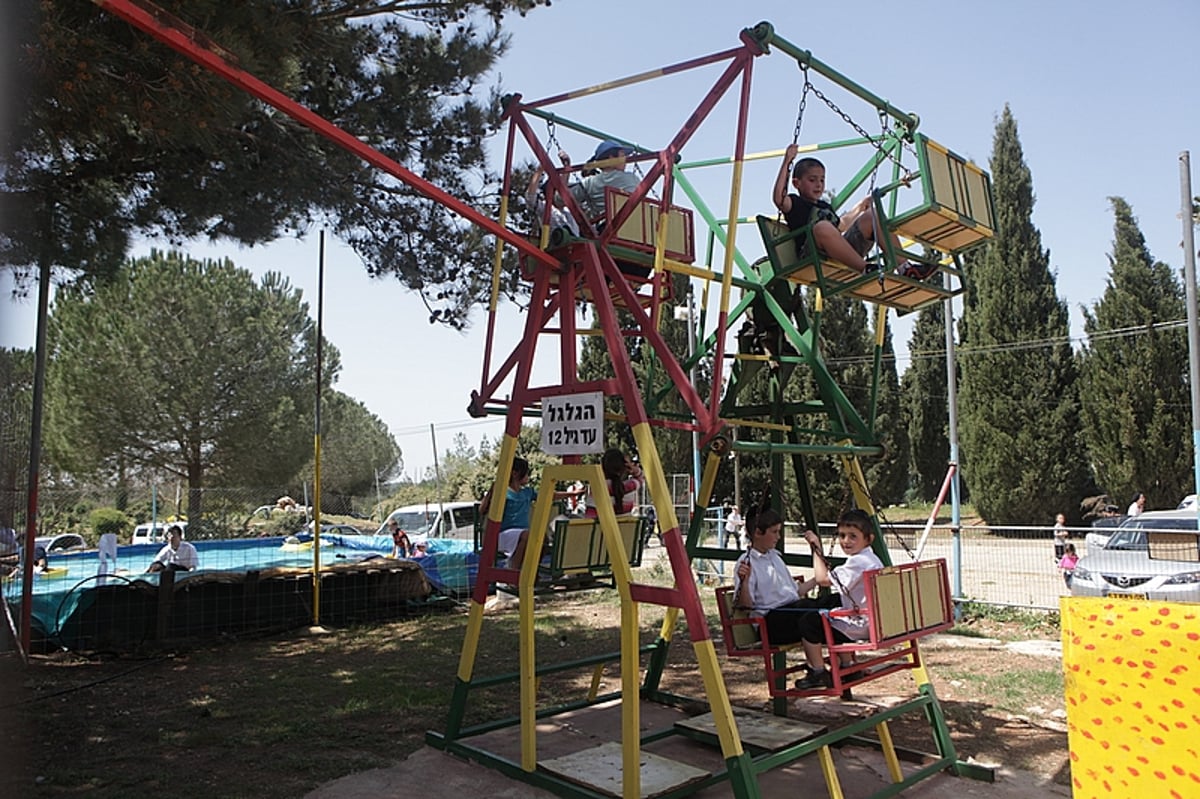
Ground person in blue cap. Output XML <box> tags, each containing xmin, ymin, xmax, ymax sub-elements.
<box><xmin>567</xmin><ymin>139</ymin><xmax>641</xmax><ymax>224</ymax></box>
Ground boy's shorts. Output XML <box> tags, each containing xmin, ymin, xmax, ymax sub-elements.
<box><xmin>842</xmin><ymin>222</ymin><xmax>871</xmax><ymax>257</ymax></box>
<box><xmin>793</xmin><ymin>220</ymin><xmax>871</xmax><ymax>261</ymax></box>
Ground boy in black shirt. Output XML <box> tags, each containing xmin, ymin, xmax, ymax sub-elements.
<box><xmin>773</xmin><ymin>143</ymin><xmax>918</xmax><ymax>276</ymax></box>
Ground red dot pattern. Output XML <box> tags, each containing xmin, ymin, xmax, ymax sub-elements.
<box><xmin>1062</xmin><ymin>598</ymin><xmax>1200</xmax><ymax>798</ymax></box>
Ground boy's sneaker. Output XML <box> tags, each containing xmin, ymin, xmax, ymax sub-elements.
<box><xmin>898</xmin><ymin>260</ymin><xmax>938</xmax><ymax>280</ymax></box>
<box><xmin>794</xmin><ymin>669</ymin><xmax>833</xmax><ymax>690</ymax></box>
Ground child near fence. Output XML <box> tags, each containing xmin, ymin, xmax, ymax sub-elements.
<box><xmin>1058</xmin><ymin>543</ymin><xmax>1079</xmax><ymax>589</ymax></box>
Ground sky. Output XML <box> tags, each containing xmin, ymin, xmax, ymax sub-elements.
<box><xmin>3</xmin><ymin>0</ymin><xmax>1198</xmax><ymax>481</ymax></box>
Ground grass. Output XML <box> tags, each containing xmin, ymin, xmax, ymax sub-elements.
<box><xmin>955</xmin><ymin>601</ymin><xmax>1061</xmax><ymax>638</ymax></box>
<box><xmin>3</xmin><ymin>578</ymin><xmax>1069</xmax><ymax>798</ymax></box>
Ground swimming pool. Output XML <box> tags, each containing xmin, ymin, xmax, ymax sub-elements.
<box><xmin>3</xmin><ymin>534</ymin><xmax>478</xmax><ymax>650</ymax></box>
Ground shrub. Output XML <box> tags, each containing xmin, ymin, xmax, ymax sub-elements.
<box><xmin>89</xmin><ymin>507</ymin><xmax>131</xmax><ymax>543</ymax></box>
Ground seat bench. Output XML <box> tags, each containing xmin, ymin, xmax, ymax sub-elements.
<box><xmin>715</xmin><ymin>558</ymin><xmax>954</xmax><ymax>698</ymax></box>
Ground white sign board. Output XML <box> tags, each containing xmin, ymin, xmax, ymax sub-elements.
<box><xmin>541</xmin><ymin>391</ymin><xmax>604</xmax><ymax>455</ymax></box>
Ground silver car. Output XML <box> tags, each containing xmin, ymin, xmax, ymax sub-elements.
<box><xmin>1071</xmin><ymin>510</ymin><xmax>1200</xmax><ymax>603</ymax></box>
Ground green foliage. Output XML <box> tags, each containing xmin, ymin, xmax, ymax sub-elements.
<box><xmin>259</xmin><ymin>512</ymin><xmax>310</xmax><ymax>538</ymax></box>
<box><xmin>795</xmin><ymin>294</ymin><xmax>874</xmax><ymax>522</ymax></box>
<box><xmin>901</xmin><ymin>301</ymin><xmax>951</xmax><ymax>500</ymax></box>
<box><xmin>957</xmin><ymin>106</ymin><xmax>1093</xmax><ymax>524</ymax></box>
<box><xmin>45</xmin><ymin>251</ymin><xmax>334</xmax><ymax>519</ymax></box>
<box><xmin>89</xmin><ymin>506</ymin><xmax>131</xmax><ymax>538</ymax></box>
<box><xmin>5</xmin><ymin>0</ymin><xmax>550</xmax><ymax>326</ymax></box>
<box><xmin>0</xmin><ymin>348</ymin><xmax>34</xmax><ymax>527</ymax></box>
<box><xmin>1078</xmin><ymin>197</ymin><xmax>1190</xmax><ymax>507</ymax></box>
<box><xmin>298</xmin><ymin>391</ymin><xmax>401</xmax><ymax>509</ymax></box>
<box><xmin>864</xmin><ymin>319</ymin><xmax>910</xmax><ymax>505</ymax></box>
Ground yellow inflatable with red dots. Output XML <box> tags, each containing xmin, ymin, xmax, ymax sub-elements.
<box><xmin>1061</xmin><ymin>598</ymin><xmax>1200</xmax><ymax>798</ymax></box>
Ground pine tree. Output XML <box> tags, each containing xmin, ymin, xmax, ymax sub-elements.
<box><xmin>901</xmin><ymin>301</ymin><xmax>951</xmax><ymax>500</ymax></box>
<box><xmin>45</xmin><ymin>251</ymin><xmax>334</xmax><ymax>521</ymax></box>
<box><xmin>1078</xmin><ymin>197</ymin><xmax>1189</xmax><ymax>508</ymax></box>
<box><xmin>957</xmin><ymin>106</ymin><xmax>1092</xmax><ymax>525</ymax></box>
<box><xmin>4</xmin><ymin>0</ymin><xmax>550</xmax><ymax>326</ymax></box>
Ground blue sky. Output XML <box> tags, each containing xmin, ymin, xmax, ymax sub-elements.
<box><xmin>3</xmin><ymin>0</ymin><xmax>1198</xmax><ymax>481</ymax></box>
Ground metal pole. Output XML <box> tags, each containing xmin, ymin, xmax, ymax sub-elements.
<box><xmin>687</xmin><ymin>288</ymin><xmax>701</xmax><ymax>515</ymax></box>
<box><xmin>374</xmin><ymin>468</ymin><xmax>383</xmax><ymax>523</ymax></box>
<box><xmin>943</xmin><ymin>272</ymin><xmax>963</xmax><ymax>602</ymax></box>
<box><xmin>430</xmin><ymin>424</ymin><xmax>446</xmax><ymax>533</ymax></box>
<box><xmin>19</xmin><ymin>248</ymin><xmax>52</xmax><ymax>654</ymax></box>
<box><xmin>311</xmin><ymin>230</ymin><xmax>326</xmax><ymax>626</ymax></box>
<box><xmin>1180</xmin><ymin>152</ymin><xmax>1200</xmax><ymax>518</ymax></box>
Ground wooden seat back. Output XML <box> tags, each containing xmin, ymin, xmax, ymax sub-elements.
<box><xmin>603</xmin><ymin>188</ymin><xmax>695</xmax><ymax>264</ymax></box>
<box><xmin>888</xmin><ymin>135</ymin><xmax>995</xmax><ymax>254</ymax></box>
<box><xmin>546</xmin><ymin>515</ymin><xmax>649</xmax><ymax>583</ymax></box>
<box><xmin>754</xmin><ymin>214</ymin><xmax>956</xmax><ymax>314</ymax></box>
<box><xmin>714</xmin><ymin>559</ymin><xmax>955</xmax><ymax>699</ymax></box>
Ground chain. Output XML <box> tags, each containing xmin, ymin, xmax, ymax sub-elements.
<box><xmin>545</xmin><ymin>118</ymin><xmax>561</xmax><ymax>152</ymax></box>
<box><xmin>792</xmin><ymin>65</ymin><xmax>810</xmax><ymax>145</ymax></box>
<box><xmin>806</xmin><ymin>81</ymin><xmax>915</xmax><ymax>183</ymax></box>
<box><xmin>631</xmin><ymin>159</ymin><xmax>659</xmax><ymax>200</ymax></box>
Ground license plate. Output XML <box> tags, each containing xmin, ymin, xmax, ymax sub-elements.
<box><xmin>1107</xmin><ymin>592</ymin><xmax>1147</xmax><ymax>600</ymax></box>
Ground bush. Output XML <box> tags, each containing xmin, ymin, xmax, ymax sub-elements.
<box><xmin>259</xmin><ymin>511</ymin><xmax>309</xmax><ymax>538</ymax></box>
<box><xmin>89</xmin><ymin>507</ymin><xmax>131</xmax><ymax>544</ymax></box>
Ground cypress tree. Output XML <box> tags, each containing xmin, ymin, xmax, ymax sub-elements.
<box><xmin>901</xmin><ymin>300</ymin><xmax>951</xmax><ymax>501</ymax></box>
<box><xmin>957</xmin><ymin>106</ymin><xmax>1091</xmax><ymax>525</ymax></box>
<box><xmin>864</xmin><ymin>317</ymin><xmax>911</xmax><ymax>507</ymax></box>
<box><xmin>1078</xmin><ymin>197</ymin><xmax>1190</xmax><ymax>508</ymax></box>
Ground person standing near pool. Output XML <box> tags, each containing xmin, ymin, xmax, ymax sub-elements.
<box><xmin>388</xmin><ymin>518</ymin><xmax>413</xmax><ymax>558</ymax></box>
<box><xmin>146</xmin><ymin>525</ymin><xmax>198</xmax><ymax>573</ymax></box>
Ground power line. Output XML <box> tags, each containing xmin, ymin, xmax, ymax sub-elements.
<box><xmin>390</xmin><ymin>417</ymin><xmax>502</xmax><ymax>438</ymax></box>
<box><xmin>822</xmin><ymin>318</ymin><xmax>1188</xmax><ymax>367</ymax></box>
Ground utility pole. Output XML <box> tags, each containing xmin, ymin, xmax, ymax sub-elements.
<box><xmin>1180</xmin><ymin>152</ymin><xmax>1199</xmax><ymax>512</ymax></box>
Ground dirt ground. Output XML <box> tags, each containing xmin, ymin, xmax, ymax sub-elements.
<box><xmin>0</xmin><ymin>594</ymin><xmax>1069</xmax><ymax>798</ymax></box>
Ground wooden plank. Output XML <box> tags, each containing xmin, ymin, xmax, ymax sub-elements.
<box><xmin>539</xmin><ymin>741</ymin><xmax>710</xmax><ymax>799</ymax></box>
<box><xmin>676</xmin><ymin>706</ymin><xmax>826</xmax><ymax>752</ymax></box>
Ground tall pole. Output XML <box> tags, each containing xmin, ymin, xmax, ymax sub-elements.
<box><xmin>19</xmin><ymin>245</ymin><xmax>53</xmax><ymax>655</ymax></box>
<box><xmin>311</xmin><ymin>230</ymin><xmax>326</xmax><ymax>626</ymax></box>
<box><xmin>1180</xmin><ymin>152</ymin><xmax>1200</xmax><ymax>514</ymax></box>
<box><xmin>430</xmin><ymin>424</ymin><xmax>446</xmax><ymax>533</ymax></box>
<box><xmin>943</xmin><ymin>274</ymin><xmax>963</xmax><ymax>602</ymax></box>
<box><xmin>687</xmin><ymin>287</ymin><xmax>701</xmax><ymax>515</ymax></box>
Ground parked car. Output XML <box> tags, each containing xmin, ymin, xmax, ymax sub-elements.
<box><xmin>1178</xmin><ymin>494</ymin><xmax>1196</xmax><ymax>510</ymax></box>
<box><xmin>131</xmin><ymin>521</ymin><xmax>187</xmax><ymax>546</ymax></box>
<box><xmin>1071</xmin><ymin>509</ymin><xmax>1200</xmax><ymax>603</ymax></box>
<box><xmin>1084</xmin><ymin>514</ymin><xmax>1128</xmax><ymax>552</ymax></box>
<box><xmin>375</xmin><ymin>502</ymin><xmax>479</xmax><ymax>541</ymax></box>
<box><xmin>304</xmin><ymin>522</ymin><xmax>367</xmax><ymax>537</ymax></box>
<box><xmin>34</xmin><ymin>533</ymin><xmax>88</xmax><ymax>553</ymax></box>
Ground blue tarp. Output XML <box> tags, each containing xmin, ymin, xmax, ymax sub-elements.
<box><xmin>3</xmin><ymin>535</ymin><xmax>480</xmax><ymax>639</ymax></box>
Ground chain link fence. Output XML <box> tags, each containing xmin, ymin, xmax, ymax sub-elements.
<box><xmin>692</xmin><ymin>520</ymin><xmax>1088</xmax><ymax>611</ymax></box>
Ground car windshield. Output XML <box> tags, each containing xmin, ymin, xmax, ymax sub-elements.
<box><xmin>1104</xmin><ymin>528</ymin><xmax>1147</xmax><ymax>550</ymax></box>
<box><xmin>390</xmin><ymin>511</ymin><xmax>438</xmax><ymax>535</ymax></box>
<box><xmin>1107</xmin><ymin>517</ymin><xmax>1200</xmax><ymax>551</ymax></box>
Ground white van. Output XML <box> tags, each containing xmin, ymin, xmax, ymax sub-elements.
<box><xmin>131</xmin><ymin>521</ymin><xmax>187</xmax><ymax>546</ymax></box>
<box><xmin>375</xmin><ymin>502</ymin><xmax>478</xmax><ymax>541</ymax></box>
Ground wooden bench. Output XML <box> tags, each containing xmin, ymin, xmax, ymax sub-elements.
<box><xmin>478</xmin><ymin>513</ymin><xmax>651</xmax><ymax>590</ymax></box>
<box><xmin>715</xmin><ymin>558</ymin><xmax>954</xmax><ymax>698</ymax></box>
<box><xmin>518</xmin><ymin>188</ymin><xmax>694</xmax><ymax>309</ymax></box>
<box><xmin>755</xmin><ymin>214</ymin><xmax>957</xmax><ymax>314</ymax></box>
<box><xmin>542</xmin><ymin>515</ymin><xmax>650</xmax><ymax>587</ymax></box>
